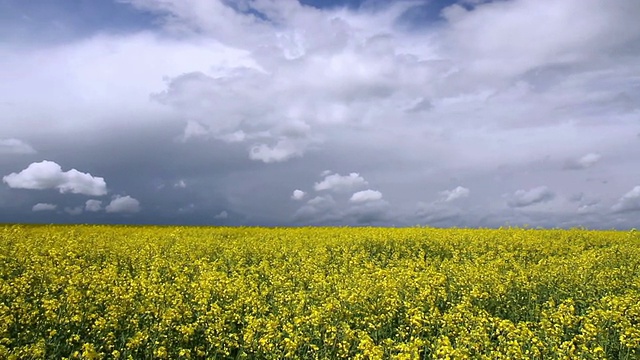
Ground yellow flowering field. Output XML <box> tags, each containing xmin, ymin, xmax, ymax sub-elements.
<box><xmin>1</xmin><ymin>225</ymin><xmax>639</xmax><ymax>359</ymax></box>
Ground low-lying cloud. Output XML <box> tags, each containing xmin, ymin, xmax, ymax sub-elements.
<box><xmin>611</xmin><ymin>186</ymin><xmax>640</xmax><ymax>213</ymax></box>
<box><xmin>349</xmin><ymin>189</ymin><xmax>383</xmax><ymax>203</ymax></box>
<box><xmin>507</xmin><ymin>186</ymin><xmax>555</xmax><ymax>208</ymax></box>
<box><xmin>314</xmin><ymin>172</ymin><xmax>368</xmax><ymax>192</ymax></box>
<box><xmin>3</xmin><ymin>161</ymin><xmax>107</xmax><ymax>196</ymax></box>
<box><xmin>32</xmin><ymin>203</ymin><xmax>57</xmax><ymax>212</ymax></box>
<box><xmin>105</xmin><ymin>195</ymin><xmax>141</xmax><ymax>213</ymax></box>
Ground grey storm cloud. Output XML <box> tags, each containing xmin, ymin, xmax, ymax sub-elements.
<box><xmin>85</xmin><ymin>199</ymin><xmax>103</xmax><ymax>212</ymax></box>
<box><xmin>415</xmin><ymin>202</ymin><xmax>461</xmax><ymax>226</ymax></box>
<box><xmin>65</xmin><ymin>206</ymin><xmax>84</xmax><ymax>216</ymax></box>
<box><xmin>0</xmin><ymin>139</ymin><xmax>36</xmax><ymax>155</ymax></box>
<box><xmin>507</xmin><ymin>186</ymin><xmax>556</xmax><ymax>208</ymax></box>
<box><xmin>293</xmin><ymin>195</ymin><xmax>339</xmax><ymax>223</ymax></box>
<box><xmin>214</xmin><ymin>210</ymin><xmax>229</xmax><ymax>219</ymax></box>
<box><xmin>563</xmin><ymin>153</ymin><xmax>602</xmax><ymax>170</ymax></box>
<box><xmin>0</xmin><ymin>0</ymin><xmax>639</xmax><ymax>227</ymax></box>
<box><xmin>611</xmin><ymin>186</ymin><xmax>640</xmax><ymax>214</ymax></box>
<box><xmin>345</xmin><ymin>199</ymin><xmax>392</xmax><ymax>225</ymax></box>
<box><xmin>439</xmin><ymin>186</ymin><xmax>470</xmax><ymax>202</ymax></box>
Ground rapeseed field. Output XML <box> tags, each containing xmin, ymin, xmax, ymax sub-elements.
<box><xmin>1</xmin><ymin>225</ymin><xmax>639</xmax><ymax>359</ymax></box>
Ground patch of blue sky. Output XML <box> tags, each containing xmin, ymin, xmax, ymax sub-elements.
<box><xmin>394</xmin><ymin>0</ymin><xmax>461</xmax><ymax>30</ymax></box>
<box><xmin>0</xmin><ymin>0</ymin><xmax>158</xmax><ymax>44</ymax></box>
<box><xmin>0</xmin><ymin>0</ymin><xmax>482</xmax><ymax>45</ymax></box>
<box><xmin>299</xmin><ymin>0</ymin><xmax>365</xmax><ymax>9</ymax></box>
<box><xmin>298</xmin><ymin>0</ymin><xmax>463</xmax><ymax>29</ymax></box>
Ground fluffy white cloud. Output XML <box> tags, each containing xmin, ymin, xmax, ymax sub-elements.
<box><xmin>32</xmin><ymin>203</ymin><xmax>57</xmax><ymax>212</ymax></box>
<box><xmin>507</xmin><ymin>186</ymin><xmax>555</xmax><ymax>208</ymax></box>
<box><xmin>314</xmin><ymin>172</ymin><xmax>368</xmax><ymax>192</ymax></box>
<box><xmin>349</xmin><ymin>189</ymin><xmax>383</xmax><ymax>203</ymax></box>
<box><xmin>2</xmin><ymin>161</ymin><xmax>107</xmax><ymax>196</ymax></box>
<box><xmin>105</xmin><ymin>195</ymin><xmax>141</xmax><ymax>213</ymax></box>
<box><xmin>611</xmin><ymin>186</ymin><xmax>640</xmax><ymax>213</ymax></box>
<box><xmin>84</xmin><ymin>199</ymin><xmax>102</xmax><ymax>212</ymax></box>
<box><xmin>214</xmin><ymin>210</ymin><xmax>228</xmax><ymax>219</ymax></box>
<box><xmin>0</xmin><ymin>139</ymin><xmax>36</xmax><ymax>155</ymax></box>
<box><xmin>291</xmin><ymin>189</ymin><xmax>306</xmax><ymax>200</ymax></box>
<box><xmin>440</xmin><ymin>186</ymin><xmax>470</xmax><ymax>202</ymax></box>
<box><xmin>174</xmin><ymin>179</ymin><xmax>187</xmax><ymax>188</ymax></box>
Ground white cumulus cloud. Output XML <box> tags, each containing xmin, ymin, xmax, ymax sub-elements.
<box><xmin>349</xmin><ymin>189</ymin><xmax>383</xmax><ymax>203</ymax></box>
<box><xmin>314</xmin><ymin>172</ymin><xmax>368</xmax><ymax>192</ymax></box>
<box><xmin>291</xmin><ymin>189</ymin><xmax>306</xmax><ymax>200</ymax></box>
<box><xmin>32</xmin><ymin>203</ymin><xmax>57</xmax><ymax>212</ymax></box>
<box><xmin>2</xmin><ymin>160</ymin><xmax>107</xmax><ymax>196</ymax></box>
<box><xmin>106</xmin><ymin>195</ymin><xmax>141</xmax><ymax>213</ymax></box>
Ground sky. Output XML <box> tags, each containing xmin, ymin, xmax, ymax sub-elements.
<box><xmin>1</xmin><ymin>0</ymin><xmax>640</xmax><ymax>228</ymax></box>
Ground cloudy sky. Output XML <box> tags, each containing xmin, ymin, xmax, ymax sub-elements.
<box><xmin>1</xmin><ymin>0</ymin><xmax>639</xmax><ymax>228</ymax></box>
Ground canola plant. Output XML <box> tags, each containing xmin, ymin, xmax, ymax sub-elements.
<box><xmin>1</xmin><ymin>225</ymin><xmax>639</xmax><ymax>359</ymax></box>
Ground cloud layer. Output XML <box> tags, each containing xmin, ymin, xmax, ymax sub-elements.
<box><xmin>612</xmin><ymin>186</ymin><xmax>640</xmax><ymax>214</ymax></box>
<box><xmin>0</xmin><ymin>139</ymin><xmax>36</xmax><ymax>155</ymax></box>
<box><xmin>0</xmin><ymin>0</ymin><xmax>639</xmax><ymax>228</ymax></box>
<box><xmin>507</xmin><ymin>186</ymin><xmax>555</xmax><ymax>208</ymax></box>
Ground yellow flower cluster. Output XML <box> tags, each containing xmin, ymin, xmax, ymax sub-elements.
<box><xmin>1</xmin><ymin>225</ymin><xmax>639</xmax><ymax>359</ymax></box>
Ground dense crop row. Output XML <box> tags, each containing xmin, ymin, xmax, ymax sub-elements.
<box><xmin>1</xmin><ymin>225</ymin><xmax>639</xmax><ymax>359</ymax></box>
